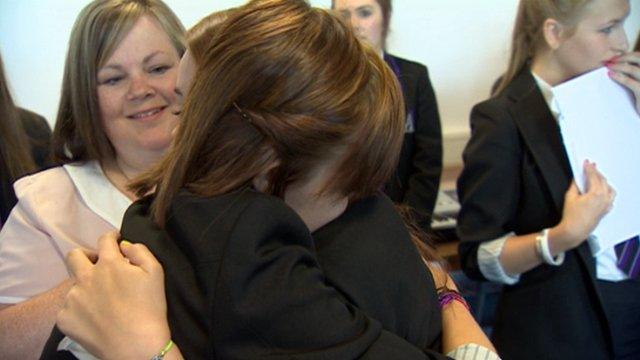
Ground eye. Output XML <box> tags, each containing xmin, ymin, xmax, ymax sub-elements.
<box><xmin>100</xmin><ymin>76</ymin><xmax>123</xmax><ymax>86</ymax></box>
<box><xmin>150</xmin><ymin>65</ymin><xmax>171</xmax><ymax>74</ymax></box>
<box><xmin>599</xmin><ymin>26</ymin><xmax>614</xmax><ymax>34</ymax></box>
<box><xmin>356</xmin><ymin>8</ymin><xmax>372</xmax><ymax>18</ymax></box>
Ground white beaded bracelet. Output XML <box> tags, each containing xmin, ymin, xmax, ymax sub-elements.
<box><xmin>535</xmin><ymin>228</ymin><xmax>564</xmax><ymax>266</ymax></box>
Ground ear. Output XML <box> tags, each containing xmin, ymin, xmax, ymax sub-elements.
<box><xmin>542</xmin><ymin>18</ymin><xmax>568</xmax><ymax>50</ymax></box>
<box><xmin>251</xmin><ymin>148</ymin><xmax>280</xmax><ymax>193</ymax></box>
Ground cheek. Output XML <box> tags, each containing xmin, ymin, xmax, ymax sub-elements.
<box><xmin>97</xmin><ymin>87</ymin><xmax>123</xmax><ymax>122</ymax></box>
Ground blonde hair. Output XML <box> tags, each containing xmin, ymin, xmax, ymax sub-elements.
<box><xmin>494</xmin><ymin>0</ymin><xmax>591</xmax><ymax>95</ymax></box>
<box><xmin>52</xmin><ymin>0</ymin><xmax>185</xmax><ymax>164</ymax></box>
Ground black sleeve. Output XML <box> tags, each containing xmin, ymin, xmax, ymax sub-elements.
<box><xmin>456</xmin><ymin>101</ymin><xmax>522</xmax><ymax>281</ymax></box>
<box><xmin>403</xmin><ymin>66</ymin><xmax>442</xmax><ymax>227</ymax></box>
<box><xmin>210</xmin><ymin>196</ymin><xmax>449</xmax><ymax>359</ymax></box>
<box><xmin>18</xmin><ymin>108</ymin><xmax>52</xmax><ymax>169</ymax></box>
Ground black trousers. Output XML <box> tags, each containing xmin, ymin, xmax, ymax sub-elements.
<box><xmin>597</xmin><ymin>278</ymin><xmax>640</xmax><ymax>360</ymax></box>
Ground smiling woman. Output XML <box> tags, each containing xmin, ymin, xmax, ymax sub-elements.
<box><xmin>0</xmin><ymin>1</ymin><xmax>185</xmax><ymax>358</ymax></box>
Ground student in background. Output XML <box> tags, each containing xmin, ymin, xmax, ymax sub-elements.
<box><xmin>47</xmin><ymin>1</ymin><xmax>498</xmax><ymax>359</ymax></box>
<box><xmin>0</xmin><ymin>52</ymin><xmax>51</xmax><ymax>226</ymax></box>
<box><xmin>456</xmin><ymin>0</ymin><xmax>639</xmax><ymax>359</ymax></box>
<box><xmin>0</xmin><ymin>0</ymin><xmax>184</xmax><ymax>358</ymax></box>
<box><xmin>332</xmin><ymin>0</ymin><xmax>442</xmax><ymax>229</ymax></box>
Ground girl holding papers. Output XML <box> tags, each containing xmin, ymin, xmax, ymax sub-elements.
<box><xmin>456</xmin><ymin>0</ymin><xmax>640</xmax><ymax>359</ymax></box>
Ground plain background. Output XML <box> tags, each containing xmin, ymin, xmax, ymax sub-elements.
<box><xmin>1</xmin><ymin>0</ymin><xmax>638</xmax><ymax>165</ymax></box>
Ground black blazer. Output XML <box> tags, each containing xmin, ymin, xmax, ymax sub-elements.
<box><xmin>383</xmin><ymin>54</ymin><xmax>442</xmax><ymax>229</ymax></box>
<box><xmin>456</xmin><ymin>70</ymin><xmax>613</xmax><ymax>360</ymax></box>
<box><xmin>0</xmin><ymin>108</ymin><xmax>51</xmax><ymax>223</ymax></box>
<box><xmin>42</xmin><ymin>190</ymin><xmax>449</xmax><ymax>359</ymax></box>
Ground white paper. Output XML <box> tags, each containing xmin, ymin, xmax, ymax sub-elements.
<box><xmin>553</xmin><ymin>67</ymin><xmax>640</xmax><ymax>255</ymax></box>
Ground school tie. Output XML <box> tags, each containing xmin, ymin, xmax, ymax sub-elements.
<box><xmin>615</xmin><ymin>235</ymin><xmax>640</xmax><ymax>279</ymax></box>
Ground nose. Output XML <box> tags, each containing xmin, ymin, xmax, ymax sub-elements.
<box><xmin>613</xmin><ymin>29</ymin><xmax>629</xmax><ymax>53</ymax></box>
<box><xmin>126</xmin><ymin>74</ymin><xmax>155</xmax><ymax>101</ymax></box>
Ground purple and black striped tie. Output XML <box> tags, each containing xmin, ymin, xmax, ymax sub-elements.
<box><xmin>615</xmin><ymin>235</ymin><xmax>640</xmax><ymax>279</ymax></box>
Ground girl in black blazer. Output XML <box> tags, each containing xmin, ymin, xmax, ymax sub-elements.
<box><xmin>46</xmin><ymin>2</ymin><xmax>498</xmax><ymax>360</ymax></box>
<box><xmin>333</xmin><ymin>0</ymin><xmax>442</xmax><ymax>229</ymax></box>
<box><xmin>457</xmin><ymin>0</ymin><xmax>640</xmax><ymax>359</ymax></box>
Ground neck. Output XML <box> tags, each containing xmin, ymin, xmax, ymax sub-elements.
<box><xmin>102</xmin><ymin>153</ymin><xmax>158</xmax><ymax>201</ymax></box>
<box><xmin>530</xmin><ymin>51</ymin><xmax>569</xmax><ymax>86</ymax></box>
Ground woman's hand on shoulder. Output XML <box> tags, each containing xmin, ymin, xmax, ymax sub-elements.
<box><xmin>551</xmin><ymin>161</ymin><xmax>615</xmax><ymax>251</ymax></box>
<box><xmin>607</xmin><ymin>52</ymin><xmax>640</xmax><ymax>114</ymax></box>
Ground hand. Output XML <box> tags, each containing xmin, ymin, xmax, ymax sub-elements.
<box><xmin>56</xmin><ymin>231</ymin><xmax>171</xmax><ymax>360</ymax></box>
<box><xmin>607</xmin><ymin>52</ymin><xmax>640</xmax><ymax>114</ymax></box>
<box><xmin>552</xmin><ymin>161</ymin><xmax>615</xmax><ymax>251</ymax></box>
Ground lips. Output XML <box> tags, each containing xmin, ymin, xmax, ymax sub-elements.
<box><xmin>127</xmin><ymin>106</ymin><xmax>166</xmax><ymax>120</ymax></box>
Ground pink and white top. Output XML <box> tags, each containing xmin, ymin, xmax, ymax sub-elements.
<box><xmin>0</xmin><ymin>161</ymin><xmax>131</xmax><ymax>304</ymax></box>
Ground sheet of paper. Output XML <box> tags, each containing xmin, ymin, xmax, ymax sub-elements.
<box><xmin>553</xmin><ymin>67</ymin><xmax>640</xmax><ymax>255</ymax></box>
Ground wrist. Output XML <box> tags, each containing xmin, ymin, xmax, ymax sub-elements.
<box><xmin>536</xmin><ymin>228</ymin><xmax>565</xmax><ymax>266</ymax></box>
<box><xmin>548</xmin><ymin>224</ymin><xmax>574</xmax><ymax>254</ymax></box>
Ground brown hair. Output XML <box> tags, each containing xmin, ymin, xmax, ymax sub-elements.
<box><xmin>331</xmin><ymin>0</ymin><xmax>392</xmax><ymax>49</ymax></box>
<box><xmin>635</xmin><ymin>33</ymin><xmax>640</xmax><ymax>51</ymax></box>
<box><xmin>133</xmin><ymin>0</ymin><xmax>404</xmax><ymax>228</ymax></box>
<box><xmin>0</xmin><ymin>53</ymin><xmax>36</xmax><ymax>181</ymax></box>
<box><xmin>494</xmin><ymin>0</ymin><xmax>591</xmax><ymax>95</ymax></box>
<box><xmin>52</xmin><ymin>0</ymin><xmax>185</xmax><ymax>164</ymax></box>
<box><xmin>187</xmin><ymin>9</ymin><xmax>236</xmax><ymax>64</ymax></box>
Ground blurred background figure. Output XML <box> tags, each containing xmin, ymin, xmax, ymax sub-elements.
<box><xmin>0</xmin><ymin>52</ymin><xmax>51</xmax><ymax>227</ymax></box>
<box><xmin>332</xmin><ymin>0</ymin><xmax>443</xmax><ymax>230</ymax></box>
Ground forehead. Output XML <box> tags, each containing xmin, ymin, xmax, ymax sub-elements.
<box><xmin>101</xmin><ymin>15</ymin><xmax>178</xmax><ymax>67</ymax></box>
<box><xmin>334</xmin><ymin>0</ymin><xmax>380</xmax><ymax>9</ymax></box>
<box><xmin>578</xmin><ymin>0</ymin><xmax>629</xmax><ymax>26</ymax></box>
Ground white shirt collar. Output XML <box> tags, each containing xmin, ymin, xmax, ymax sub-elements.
<box><xmin>531</xmin><ymin>71</ymin><xmax>560</xmax><ymax>119</ymax></box>
<box><xmin>63</xmin><ymin>160</ymin><xmax>132</xmax><ymax>228</ymax></box>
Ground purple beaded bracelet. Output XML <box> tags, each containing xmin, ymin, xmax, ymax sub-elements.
<box><xmin>437</xmin><ymin>288</ymin><xmax>470</xmax><ymax>310</ymax></box>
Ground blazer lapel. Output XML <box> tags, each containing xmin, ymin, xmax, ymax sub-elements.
<box><xmin>508</xmin><ymin>72</ymin><xmax>573</xmax><ymax>214</ymax></box>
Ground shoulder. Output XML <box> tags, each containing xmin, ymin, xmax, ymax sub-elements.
<box><xmin>168</xmin><ymin>188</ymin><xmax>310</xmax><ymax>247</ymax></box>
<box><xmin>386</xmin><ymin>53</ymin><xmax>428</xmax><ymax>75</ymax></box>
<box><xmin>13</xmin><ymin>165</ymin><xmax>74</xmax><ymax>199</ymax></box>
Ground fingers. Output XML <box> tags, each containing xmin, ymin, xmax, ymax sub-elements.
<box><xmin>608</xmin><ymin>52</ymin><xmax>640</xmax><ymax>98</ymax></box>
<box><xmin>583</xmin><ymin>160</ymin><xmax>605</xmax><ymax>192</ymax></box>
<box><xmin>97</xmin><ymin>230</ymin><xmax>124</xmax><ymax>262</ymax></box>
<box><xmin>66</xmin><ymin>248</ymin><xmax>94</xmax><ymax>281</ymax></box>
<box><xmin>120</xmin><ymin>241</ymin><xmax>163</xmax><ymax>275</ymax></box>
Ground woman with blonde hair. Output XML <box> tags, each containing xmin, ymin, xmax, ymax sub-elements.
<box><xmin>457</xmin><ymin>0</ymin><xmax>639</xmax><ymax>358</ymax></box>
<box><xmin>46</xmin><ymin>1</ymin><xmax>499</xmax><ymax>359</ymax></box>
<box><xmin>0</xmin><ymin>0</ymin><xmax>184</xmax><ymax>357</ymax></box>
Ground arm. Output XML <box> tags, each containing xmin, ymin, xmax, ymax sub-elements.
<box><xmin>0</xmin><ymin>183</ymin><xmax>73</xmax><ymax>358</ymax></box>
<box><xmin>457</xmin><ymin>104</ymin><xmax>614</xmax><ymax>281</ymax></box>
<box><xmin>404</xmin><ymin>65</ymin><xmax>442</xmax><ymax>225</ymax></box>
<box><xmin>0</xmin><ymin>281</ymin><xmax>72</xmax><ymax>359</ymax></box>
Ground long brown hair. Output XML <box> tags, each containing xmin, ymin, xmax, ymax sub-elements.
<box><xmin>0</xmin><ymin>53</ymin><xmax>36</xmax><ymax>181</ymax></box>
<box><xmin>494</xmin><ymin>0</ymin><xmax>592</xmax><ymax>95</ymax></box>
<box><xmin>133</xmin><ymin>0</ymin><xmax>405</xmax><ymax>228</ymax></box>
<box><xmin>52</xmin><ymin>0</ymin><xmax>185</xmax><ymax>165</ymax></box>
<box><xmin>635</xmin><ymin>33</ymin><xmax>640</xmax><ymax>51</ymax></box>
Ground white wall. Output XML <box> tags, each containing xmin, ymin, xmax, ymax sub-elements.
<box><xmin>1</xmin><ymin>0</ymin><xmax>639</xmax><ymax>165</ymax></box>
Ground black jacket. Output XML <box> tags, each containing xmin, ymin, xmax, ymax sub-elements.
<box><xmin>0</xmin><ymin>108</ymin><xmax>51</xmax><ymax>223</ymax></box>
<box><xmin>383</xmin><ymin>54</ymin><xmax>442</xmax><ymax>229</ymax></box>
<box><xmin>456</xmin><ymin>69</ymin><xmax>613</xmax><ymax>360</ymax></box>
<box><xmin>42</xmin><ymin>190</ymin><xmax>449</xmax><ymax>359</ymax></box>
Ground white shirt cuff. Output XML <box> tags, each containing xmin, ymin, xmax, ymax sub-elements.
<box><xmin>447</xmin><ymin>343</ymin><xmax>502</xmax><ymax>360</ymax></box>
<box><xmin>477</xmin><ymin>233</ymin><xmax>520</xmax><ymax>285</ymax></box>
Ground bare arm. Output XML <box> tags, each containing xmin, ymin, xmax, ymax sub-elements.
<box><xmin>0</xmin><ymin>280</ymin><xmax>72</xmax><ymax>359</ymax></box>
